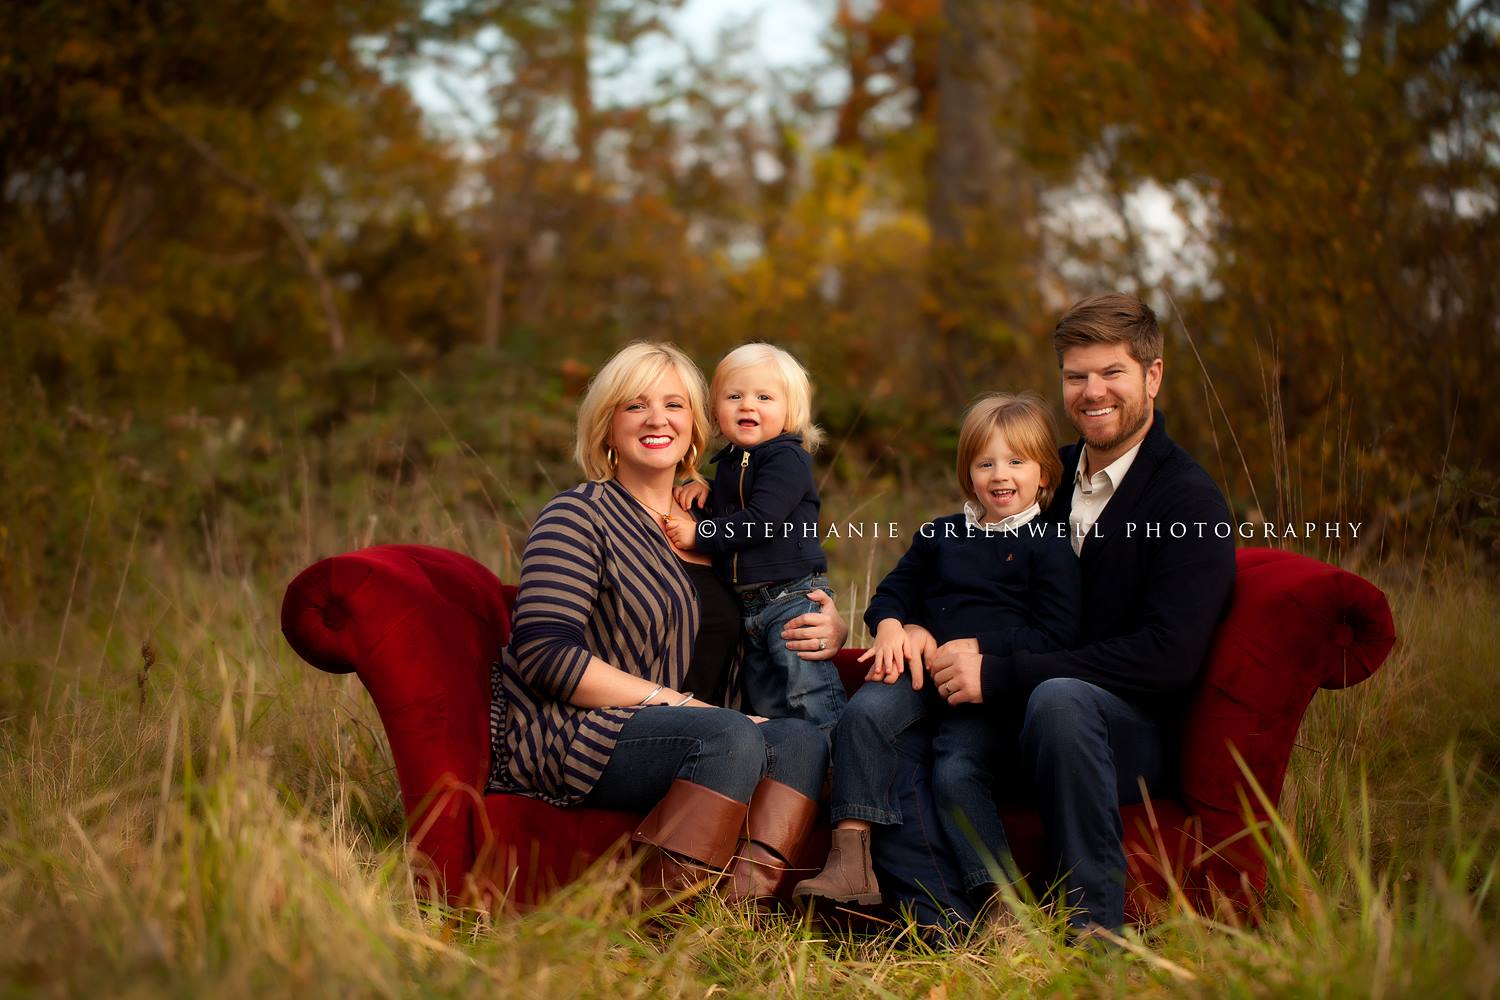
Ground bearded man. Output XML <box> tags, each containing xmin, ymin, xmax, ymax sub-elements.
<box><xmin>892</xmin><ymin>293</ymin><xmax>1237</xmax><ymax>935</ymax></box>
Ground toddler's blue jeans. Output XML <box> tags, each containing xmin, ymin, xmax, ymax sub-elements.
<box><xmin>737</xmin><ymin>573</ymin><xmax>847</xmax><ymax>734</ymax></box>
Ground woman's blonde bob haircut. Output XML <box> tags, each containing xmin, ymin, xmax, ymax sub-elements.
<box><xmin>574</xmin><ymin>342</ymin><xmax>711</xmax><ymax>484</ymax></box>
<box><xmin>956</xmin><ymin>392</ymin><xmax>1064</xmax><ymax>511</ymax></box>
<box><xmin>710</xmin><ymin>343</ymin><xmax>824</xmax><ymax>451</ymax></box>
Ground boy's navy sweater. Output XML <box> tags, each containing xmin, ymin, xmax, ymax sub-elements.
<box><xmin>864</xmin><ymin>513</ymin><xmax>1081</xmax><ymax>653</ymax></box>
<box><xmin>977</xmin><ymin>411</ymin><xmax>1236</xmax><ymax>720</ymax></box>
<box><xmin>693</xmin><ymin>432</ymin><xmax>827</xmax><ymax>586</ymax></box>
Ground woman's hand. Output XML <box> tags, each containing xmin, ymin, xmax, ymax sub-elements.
<box><xmin>780</xmin><ymin>589</ymin><xmax>848</xmax><ymax>661</ymax></box>
<box><xmin>858</xmin><ymin>619</ymin><xmax>908</xmax><ymax>683</ymax></box>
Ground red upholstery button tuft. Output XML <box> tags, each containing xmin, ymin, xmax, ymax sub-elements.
<box><xmin>1331</xmin><ymin>622</ymin><xmax>1354</xmax><ymax>647</ymax></box>
<box><xmin>322</xmin><ymin>598</ymin><xmax>348</xmax><ymax>630</ymax></box>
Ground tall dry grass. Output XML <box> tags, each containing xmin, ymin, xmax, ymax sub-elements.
<box><xmin>2</xmin><ymin>468</ymin><xmax>1497</xmax><ymax>996</ymax></box>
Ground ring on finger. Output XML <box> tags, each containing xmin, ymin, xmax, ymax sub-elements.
<box><xmin>817</xmin><ymin>638</ymin><xmax>827</xmax><ymax>651</ymax></box>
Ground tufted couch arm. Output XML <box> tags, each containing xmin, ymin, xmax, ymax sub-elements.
<box><xmin>280</xmin><ymin>545</ymin><xmax>511</xmax><ymax>901</ymax></box>
<box><xmin>1178</xmin><ymin>548</ymin><xmax>1396</xmax><ymax>906</ymax></box>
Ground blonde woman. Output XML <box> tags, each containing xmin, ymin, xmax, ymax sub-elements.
<box><xmin>488</xmin><ymin>342</ymin><xmax>847</xmax><ymax>903</ymax></box>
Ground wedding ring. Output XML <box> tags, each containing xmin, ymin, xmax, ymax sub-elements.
<box><xmin>817</xmin><ymin>638</ymin><xmax>827</xmax><ymax>651</ymax></box>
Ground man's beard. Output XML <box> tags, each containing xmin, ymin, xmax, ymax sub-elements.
<box><xmin>1078</xmin><ymin>392</ymin><xmax>1151</xmax><ymax>454</ymax></box>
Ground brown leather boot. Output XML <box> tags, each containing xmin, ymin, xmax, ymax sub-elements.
<box><xmin>791</xmin><ymin>826</ymin><xmax>882</xmax><ymax>906</ymax></box>
<box><xmin>722</xmin><ymin>778</ymin><xmax>819</xmax><ymax>906</ymax></box>
<box><xmin>631</xmin><ymin>779</ymin><xmax>748</xmax><ymax>904</ymax></box>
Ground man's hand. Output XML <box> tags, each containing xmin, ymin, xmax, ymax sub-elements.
<box><xmin>937</xmin><ymin>636</ymin><xmax>978</xmax><ymax>657</ymax></box>
<box><xmin>673</xmin><ymin>481</ymin><xmax>710</xmax><ymax>510</ymax></box>
<box><xmin>930</xmin><ymin>641</ymin><xmax>984</xmax><ymax>705</ymax></box>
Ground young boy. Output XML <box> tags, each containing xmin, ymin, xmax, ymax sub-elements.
<box><xmin>794</xmin><ymin>392</ymin><xmax>1081</xmax><ymax>910</ymax></box>
<box><xmin>667</xmin><ymin>344</ymin><xmax>843</xmax><ymax>733</ymax></box>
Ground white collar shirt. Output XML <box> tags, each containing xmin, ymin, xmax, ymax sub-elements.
<box><xmin>1068</xmin><ymin>440</ymin><xmax>1144</xmax><ymax>556</ymax></box>
<box><xmin>963</xmin><ymin>500</ymin><xmax>1042</xmax><ymax>532</ymax></box>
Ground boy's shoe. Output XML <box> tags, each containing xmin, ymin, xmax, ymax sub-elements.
<box><xmin>791</xmin><ymin>827</ymin><xmax>883</xmax><ymax>906</ymax></box>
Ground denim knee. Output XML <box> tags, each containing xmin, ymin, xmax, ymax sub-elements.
<box><xmin>758</xmin><ymin>716</ymin><xmax>828</xmax><ymax>798</ymax></box>
<box><xmin>691</xmin><ymin>710</ymin><xmax>768</xmax><ymax>800</ymax></box>
<box><xmin>837</xmin><ymin>681</ymin><xmax>926</xmax><ymax>743</ymax></box>
<box><xmin>1020</xmin><ymin>677</ymin><xmax>1106</xmax><ymax>756</ymax></box>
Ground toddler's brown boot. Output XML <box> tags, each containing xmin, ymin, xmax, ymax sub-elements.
<box><xmin>791</xmin><ymin>827</ymin><xmax>882</xmax><ymax>906</ymax></box>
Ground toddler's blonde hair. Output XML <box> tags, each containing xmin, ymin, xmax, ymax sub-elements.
<box><xmin>710</xmin><ymin>343</ymin><xmax>824</xmax><ymax>452</ymax></box>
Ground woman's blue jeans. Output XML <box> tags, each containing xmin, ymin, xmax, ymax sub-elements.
<box><xmin>581</xmin><ymin>705</ymin><xmax>828</xmax><ymax>811</ymax></box>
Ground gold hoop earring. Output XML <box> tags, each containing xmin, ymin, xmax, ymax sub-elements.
<box><xmin>606</xmin><ymin>446</ymin><xmax>617</xmax><ymax>469</ymax></box>
<box><xmin>687</xmin><ymin>443</ymin><xmax>698</xmax><ymax>467</ymax></box>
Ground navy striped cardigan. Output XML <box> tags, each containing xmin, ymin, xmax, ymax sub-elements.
<box><xmin>488</xmin><ymin>479</ymin><xmax>742</xmax><ymax>805</ymax></box>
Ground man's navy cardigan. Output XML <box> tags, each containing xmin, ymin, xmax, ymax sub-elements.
<box><xmin>978</xmin><ymin>412</ymin><xmax>1237</xmax><ymax>721</ymax></box>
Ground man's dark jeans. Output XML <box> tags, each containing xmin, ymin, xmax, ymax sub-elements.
<box><xmin>1020</xmin><ymin>677</ymin><xmax>1165</xmax><ymax>931</ymax></box>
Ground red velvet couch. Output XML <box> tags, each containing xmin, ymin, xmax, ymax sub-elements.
<box><xmin>280</xmin><ymin>544</ymin><xmax>1395</xmax><ymax>919</ymax></box>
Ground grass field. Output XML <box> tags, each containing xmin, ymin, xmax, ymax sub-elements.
<box><xmin>2</xmin><ymin>385</ymin><xmax>1498</xmax><ymax>997</ymax></box>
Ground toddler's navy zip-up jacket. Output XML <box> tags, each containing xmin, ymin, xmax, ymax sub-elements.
<box><xmin>693</xmin><ymin>432</ymin><xmax>827</xmax><ymax>586</ymax></box>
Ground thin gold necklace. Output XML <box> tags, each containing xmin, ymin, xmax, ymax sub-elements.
<box><xmin>621</xmin><ymin>485</ymin><xmax>675</xmax><ymax>524</ymax></box>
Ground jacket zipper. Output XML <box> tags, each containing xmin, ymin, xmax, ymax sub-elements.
<box><xmin>732</xmin><ymin>449</ymin><xmax>750</xmax><ymax>583</ymax></box>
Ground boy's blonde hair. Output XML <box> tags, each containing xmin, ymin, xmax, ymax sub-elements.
<box><xmin>575</xmin><ymin>342</ymin><xmax>710</xmax><ymax>484</ymax></box>
<box><xmin>956</xmin><ymin>392</ymin><xmax>1064</xmax><ymax>511</ymax></box>
<box><xmin>710</xmin><ymin>343</ymin><xmax>824</xmax><ymax>452</ymax></box>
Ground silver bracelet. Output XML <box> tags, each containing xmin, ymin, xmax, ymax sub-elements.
<box><xmin>636</xmin><ymin>684</ymin><xmax>663</xmax><ymax>706</ymax></box>
<box><xmin>671</xmin><ymin>690</ymin><xmax>694</xmax><ymax>707</ymax></box>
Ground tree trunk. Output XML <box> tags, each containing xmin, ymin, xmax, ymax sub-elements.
<box><xmin>926</xmin><ymin>0</ymin><xmax>1036</xmax><ymax>390</ymax></box>
<box><xmin>569</xmin><ymin>0</ymin><xmax>596</xmax><ymax>173</ymax></box>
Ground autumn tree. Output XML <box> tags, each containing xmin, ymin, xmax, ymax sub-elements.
<box><xmin>1021</xmin><ymin>0</ymin><xmax>1500</xmax><ymax>528</ymax></box>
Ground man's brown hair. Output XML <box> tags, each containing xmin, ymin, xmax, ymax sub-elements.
<box><xmin>1051</xmin><ymin>293</ymin><xmax>1163</xmax><ymax>368</ymax></box>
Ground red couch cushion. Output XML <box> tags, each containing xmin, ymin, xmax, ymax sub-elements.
<box><xmin>471</xmin><ymin>795</ymin><xmax>638</xmax><ymax>909</ymax></box>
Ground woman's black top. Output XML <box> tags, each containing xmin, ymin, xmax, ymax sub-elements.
<box><xmin>681</xmin><ymin>558</ymin><xmax>740</xmax><ymax>707</ymax></box>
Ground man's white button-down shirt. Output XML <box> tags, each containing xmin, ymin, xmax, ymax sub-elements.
<box><xmin>1068</xmin><ymin>440</ymin><xmax>1144</xmax><ymax>556</ymax></box>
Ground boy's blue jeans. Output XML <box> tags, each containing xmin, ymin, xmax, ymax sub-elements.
<box><xmin>737</xmin><ymin>573</ymin><xmax>847</xmax><ymax>733</ymax></box>
<box><xmin>849</xmin><ymin>677</ymin><xmax>1168</xmax><ymax>932</ymax></box>
<box><xmin>830</xmin><ymin>678</ymin><xmax>1016</xmax><ymax>896</ymax></box>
